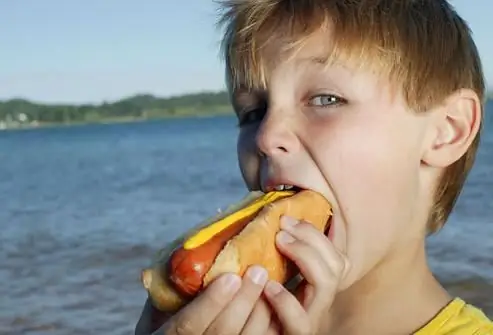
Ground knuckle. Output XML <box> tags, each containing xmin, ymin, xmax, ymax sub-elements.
<box><xmin>343</xmin><ymin>258</ymin><xmax>352</xmax><ymax>274</ymax></box>
<box><xmin>287</xmin><ymin>239</ymin><xmax>307</xmax><ymax>255</ymax></box>
<box><xmin>330</xmin><ymin>255</ymin><xmax>346</xmax><ymax>275</ymax></box>
<box><xmin>271</xmin><ymin>287</ymin><xmax>292</xmax><ymax>305</ymax></box>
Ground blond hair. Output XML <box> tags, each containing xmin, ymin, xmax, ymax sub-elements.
<box><xmin>217</xmin><ymin>0</ymin><xmax>485</xmax><ymax>232</ymax></box>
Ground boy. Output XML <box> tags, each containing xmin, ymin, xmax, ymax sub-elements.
<box><xmin>136</xmin><ymin>0</ymin><xmax>493</xmax><ymax>334</ymax></box>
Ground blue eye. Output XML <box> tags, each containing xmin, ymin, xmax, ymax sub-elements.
<box><xmin>308</xmin><ymin>94</ymin><xmax>346</xmax><ymax>107</ymax></box>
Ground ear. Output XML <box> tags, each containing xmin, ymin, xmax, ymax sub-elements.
<box><xmin>422</xmin><ymin>89</ymin><xmax>482</xmax><ymax>168</ymax></box>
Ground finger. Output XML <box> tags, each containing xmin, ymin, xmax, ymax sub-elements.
<box><xmin>275</xmin><ymin>230</ymin><xmax>340</xmax><ymax>317</ymax></box>
<box><xmin>279</xmin><ymin>218</ymin><xmax>350</xmax><ymax>298</ymax></box>
<box><xmin>276</xmin><ymin>230</ymin><xmax>334</xmax><ymax>293</ymax></box>
<box><xmin>263</xmin><ymin>280</ymin><xmax>312</xmax><ymax>334</ymax></box>
<box><xmin>240</xmin><ymin>298</ymin><xmax>273</xmax><ymax>335</ymax></box>
<box><xmin>281</xmin><ymin>216</ymin><xmax>345</xmax><ymax>273</ymax></box>
<box><xmin>165</xmin><ymin>273</ymin><xmax>241</xmax><ymax>335</ymax></box>
<box><xmin>205</xmin><ymin>266</ymin><xmax>268</xmax><ymax>335</ymax></box>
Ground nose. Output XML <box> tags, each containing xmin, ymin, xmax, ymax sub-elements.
<box><xmin>256</xmin><ymin>112</ymin><xmax>300</xmax><ymax>157</ymax></box>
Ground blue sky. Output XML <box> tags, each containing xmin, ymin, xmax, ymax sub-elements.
<box><xmin>0</xmin><ymin>0</ymin><xmax>491</xmax><ymax>104</ymax></box>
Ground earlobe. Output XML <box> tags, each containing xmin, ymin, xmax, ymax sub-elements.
<box><xmin>422</xmin><ymin>89</ymin><xmax>482</xmax><ymax>168</ymax></box>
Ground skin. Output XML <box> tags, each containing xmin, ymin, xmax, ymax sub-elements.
<box><xmin>135</xmin><ymin>28</ymin><xmax>481</xmax><ymax>335</ymax></box>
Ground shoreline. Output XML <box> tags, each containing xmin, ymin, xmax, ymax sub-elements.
<box><xmin>0</xmin><ymin>110</ymin><xmax>234</xmax><ymax>132</ymax></box>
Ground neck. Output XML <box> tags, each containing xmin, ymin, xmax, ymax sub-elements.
<box><xmin>327</xmin><ymin>239</ymin><xmax>452</xmax><ymax>335</ymax></box>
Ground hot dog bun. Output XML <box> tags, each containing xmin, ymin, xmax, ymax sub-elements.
<box><xmin>141</xmin><ymin>189</ymin><xmax>332</xmax><ymax>313</ymax></box>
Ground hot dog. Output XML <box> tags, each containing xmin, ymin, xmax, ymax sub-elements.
<box><xmin>140</xmin><ymin>189</ymin><xmax>332</xmax><ymax>313</ymax></box>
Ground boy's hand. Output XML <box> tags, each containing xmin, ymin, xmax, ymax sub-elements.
<box><xmin>159</xmin><ymin>265</ymin><xmax>273</xmax><ymax>335</ymax></box>
<box><xmin>262</xmin><ymin>216</ymin><xmax>350</xmax><ymax>335</ymax></box>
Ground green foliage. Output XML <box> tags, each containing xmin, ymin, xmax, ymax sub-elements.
<box><xmin>0</xmin><ymin>91</ymin><xmax>232</xmax><ymax>127</ymax></box>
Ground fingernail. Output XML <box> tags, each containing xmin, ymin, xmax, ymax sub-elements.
<box><xmin>277</xmin><ymin>231</ymin><xmax>295</xmax><ymax>244</ymax></box>
<box><xmin>219</xmin><ymin>274</ymin><xmax>241</xmax><ymax>293</ymax></box>
<box><xmin>281</xmin><ymin>216</ymin><xmax>298</xmax><ymax>229</ymax></box>
<box><xmin>265</xmin><ymin>280</ymin><xmax>283</xmax><ymax>297</ymax></box>
<box><xmin>246</xmin><ymin>265</ymin><xmax>268</xmax><ymax>285</ymax></box>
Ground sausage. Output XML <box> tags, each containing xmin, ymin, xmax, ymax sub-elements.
<box><xmin>168</xmin><ymin>212</ymin><xmax>258</xmax><ymax>297</ymax></box>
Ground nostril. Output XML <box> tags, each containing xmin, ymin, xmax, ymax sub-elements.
<box><xmin>258</xmin><ymin>146</ymin><xmax>287</xmax><ymax>158</ymax></box>
<box><xmin>278</xmin><ymin>146</ymin><xmax>288</xmax><ymax>153</ymax></box>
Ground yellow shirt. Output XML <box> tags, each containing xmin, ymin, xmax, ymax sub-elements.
<box><xmin>415</xmin><ymin>298</ymin><xmax>493</xmax><ymax>334</ymax></box>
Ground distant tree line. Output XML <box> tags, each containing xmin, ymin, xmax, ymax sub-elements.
<box><xmin>0</xmin><ymin>91</ymin><xmax>232</xmax><ymax>126</ymax></box>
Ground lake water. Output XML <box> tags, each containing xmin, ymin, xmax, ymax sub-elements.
<box><xmin>0</xmin><ymin>104</ymin><xmax>492</xmax><ymax>334</ymax></box>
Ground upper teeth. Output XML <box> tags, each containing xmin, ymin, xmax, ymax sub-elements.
<box><xmin>274</xmin><ymin>184</ymin><xmax>294</xmax><ymax>191</ymax></box>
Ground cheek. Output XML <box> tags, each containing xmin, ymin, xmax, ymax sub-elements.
<box><xmin>237</xmin><ymin>127</ymin><xmax>260</xmax><ymax>189</ymax></box>
<box><xmin>308</xmin><ymin>113</ymin><xmax>422</xmax><ymax>279</ymax></box>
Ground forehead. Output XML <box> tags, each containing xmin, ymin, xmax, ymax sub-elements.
<box><xmin>228</xmin><ymin>27</ymin><xmax>331</xmax><ymax>90</ymax></box>
<box><xmin>229</xmin><ymin>29</ymin><xmax>403</xmax><ymax>109</ymax></box>
<box><xmin>264</xmin><ymin>28</ymin><xmax>332</xmax><ymax>67</ymax></box>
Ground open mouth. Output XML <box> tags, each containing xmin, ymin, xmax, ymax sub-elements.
<box><xmin>272</xmin><ymin>184</ymin><xmax>302</xmax><ymax>192</ymax></box>
<box><xmin>264</xmin><ymin>183</ymin><xmax>304</xmax><ymax>193</ymax></box>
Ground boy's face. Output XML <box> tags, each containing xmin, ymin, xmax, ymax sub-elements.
<box><xmin>231</xmin><ymin>30</ymin><xmax>434</xmax><ymax>289</ymax></box>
